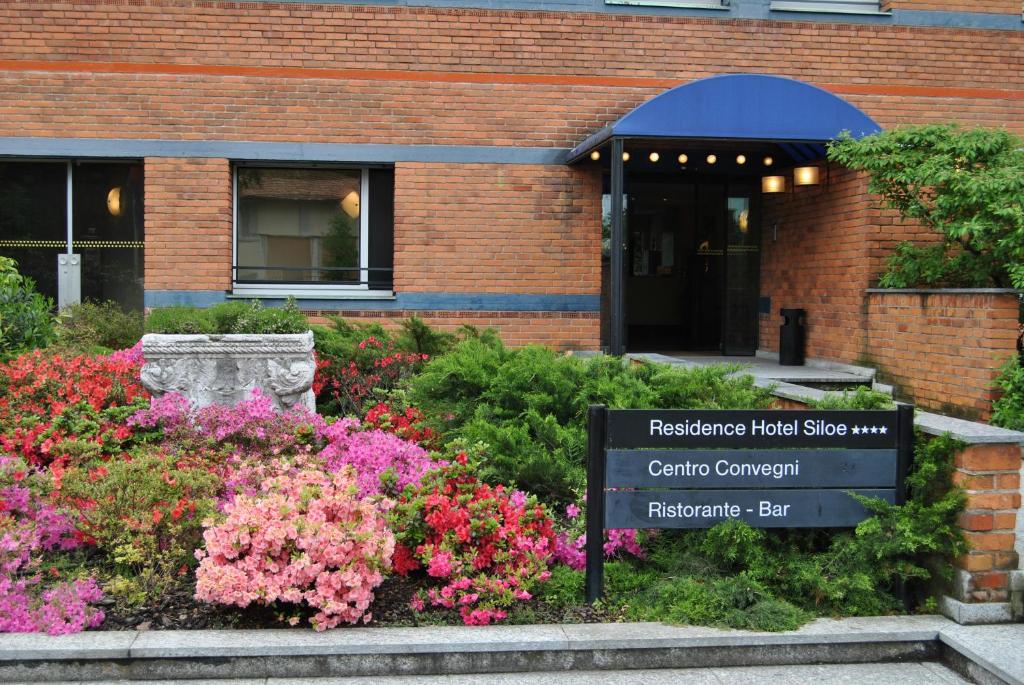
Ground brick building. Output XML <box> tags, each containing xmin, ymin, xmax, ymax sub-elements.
<box><xmin>1</xmin><ymin>0</ymin><xmax>1022</xmax><ymax>413</ymax></box>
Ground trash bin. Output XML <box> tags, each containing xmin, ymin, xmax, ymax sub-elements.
<box><xmin>779</xmin><ymin>308</ymin><xmax>806</xmax><ymax>366</ymax></box>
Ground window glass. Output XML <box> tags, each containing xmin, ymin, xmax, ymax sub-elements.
<box><xmin>236</xmin><ymin>168</ymin><xmax>362</xmax><ymax>284</ymax></box>
<box><xmin>72</xmin><ymin>162</ymin><xmax>145</xmax><ymax>311</ymax></box>
<box><xmin>0</xmin><ymin>161</ymin><xmax>67</xmax><ymax>302</ymax></box>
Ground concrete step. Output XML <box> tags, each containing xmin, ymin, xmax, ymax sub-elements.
<box><xmin>0</xmin><ymin>616</ymin><xmax>1020</xmax><ymax>684</ymax></box>
<box><xmin>4</xmin><ymin>661</ymin><xmax>973</xmax><ymax>684</ymax></box>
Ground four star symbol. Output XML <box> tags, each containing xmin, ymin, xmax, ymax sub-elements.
<box><xmin>851</xmin><ymin>425</ymin><xmax>889</xmax><ymax>435</ymax></box>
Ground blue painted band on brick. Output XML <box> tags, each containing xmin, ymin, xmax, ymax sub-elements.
<box><xmin>0</xmin><ymin>138</ymin><xmax>569</xmax><ymax>165</ymax></box>
<box><xmin>145</xmin><ymin>290</ymin><xmax>228</xmax><ymax>307</ymax></box>
<box><xmin>145</xmin><ymin>290</ymin><xmax>601</xmax><ymax>312</ymax></box>
<box><xmin>396</xmin><ymin>292</ymin><xmax>601</xmax><ymax>311</ymax></box>
<box><xmin>147</xmin><ymin>0</ymin><xmax>1022</xmax><ymax>30</ymax></box>
<box><xmin>893</xmin><ymin>9</ymin><xmax>1023</xmax><ymax>31</ymax></box>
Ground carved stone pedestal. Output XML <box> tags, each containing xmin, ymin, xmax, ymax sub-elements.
<box><xmin>140</xmin><ymin>331</ymin><xmax>316</xmax><ymax>411</ymax></box>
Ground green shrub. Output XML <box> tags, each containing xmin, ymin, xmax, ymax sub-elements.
<box><xmin>312</xmin><ymin>316</ymin><xmax>395</xmax><ymax>361</ymax></box>
<box><xmin>0</xmin><ymin>256</ymin><xmax>55</xmax><ymax>357</ymax></box>
<box><xmin>877</xmin><ymin>241</ymin><xmax>996</xmax><ymax>289</ymax></box>
<box><xmin>396</xmin><ymin>315</ymin><xmax>456</xmax><ymax>358</ymax></box>
<box><xmin>227</xmin><ymin>298</ymin><xmax>307</xmax><ymax>334</ymax></box>
<box><xmin>144</xmin><ymin>305</ymin><xmax>216</xmax><ymax>334</ymax></box>
<box><xmin>408</xmin><ymin>337</ymin><xmax>772</xmax><ymax>503</ymax></box>
<box><xmin>55</xmin><ymin>300</ymin><xmax>144</xmax><ymax>353</ymax></box>
<box><xmin>145</xmin><ymin>298</ymin><xmax>308</xmax><ymax>335</ymax></box>
<box><xmin>991</xmin><ymin>355</ymin><xmax>1024</xmax><ymax>431</ymax></box>
<box><xmin>809</xmin><ymin>386</ymin><xmax>896</xmax><ymax>410</ymax></box>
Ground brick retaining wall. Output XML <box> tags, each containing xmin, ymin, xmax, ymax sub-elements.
<box><xmin>863</xmin><ymin>290</ymin><xmax>1021</xmax><ymax>421</ymax></box>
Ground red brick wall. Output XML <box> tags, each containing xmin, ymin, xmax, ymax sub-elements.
<box><xmin>2</xmin><ymin>3</ymin><xmax>1024</xmax><ymax>147</ymax></box>
<box><xmin>394</xmin><ymin>163</ymin><xmax>601</xmax><ymax>296</ymax></box>
<box><xmin>305</xmin><ymin>310</ymin><xmax>601</xmax><ymax>351</ymax></box>
<box><xmin>144</xmin><ymin>157</ymin><xmax>232</xmax><ymax>292</ymax></box>
<box><xmin>758</xmin><ymin>165</ymin><xmax>879</xmax><ymax>362</ymax></box>
<box><xmin>953</xmin><ymin>443</ymin><xmax>1022</xmax><ymax>603</ymax></box>
<box><xmin>863</xmin><ymin>291</ymin><xmax>1020</xmax><ymax>420</ymax></box>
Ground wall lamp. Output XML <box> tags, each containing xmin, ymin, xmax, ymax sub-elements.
<box><xmin>761</xmin><ymin>175</ymin><xmax>786</xmax><ymax>194</ymax></box>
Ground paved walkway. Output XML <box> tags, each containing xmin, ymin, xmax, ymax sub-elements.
<box><xmin>627</xmin><ymin>352</ymin><xmax>873</xmax><ymax>384</ymax></box>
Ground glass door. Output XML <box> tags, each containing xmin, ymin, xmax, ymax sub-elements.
<box><xmin>722</xmin><ymin>185</ymin><xmax>760</xmax><ymax>355</ymax></box>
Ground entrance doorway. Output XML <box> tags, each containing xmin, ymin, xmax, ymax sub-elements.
<box><xmin>617</xmin><ymin>177</ymin><xmax>760</xmax><ymax>354</ymax></box>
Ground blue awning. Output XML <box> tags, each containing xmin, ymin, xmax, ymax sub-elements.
<box><xmin>567</xmin><ymin>74</ymin><xmax>881</xmax><ymax>163</ymax></box>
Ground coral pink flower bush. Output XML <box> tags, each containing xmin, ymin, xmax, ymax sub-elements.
<box><xmin>389</xmin><ymin>451</ymin><xmax>556</xmax><ymax>625</ymax></box>
<box><xmin>194</xmin><ymin>459</ymin><xmax>395</xmax><ymax>630</ymax></box>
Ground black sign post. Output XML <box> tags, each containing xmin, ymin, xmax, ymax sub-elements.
<box><xmin>584</xmin><ymin>404</ymin><xmax>914</xmax><ymax>603</ymax></box>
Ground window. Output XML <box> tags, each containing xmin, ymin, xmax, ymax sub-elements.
<box><xmin>233</xmin><ymin>166</ymin><xmax>394</xmax><ymax>296</ymax></box>
<box><xmin>0</xmin><ymin>160</ymin><xmax>145</xmax><ymax>310</ymax></box>
<box><xmin>769</xmin><ymin>0</ymin><xmax>885</xmax><ymax>14</ymax></box>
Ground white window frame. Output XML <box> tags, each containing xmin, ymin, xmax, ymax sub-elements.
<box><xmin>231</xmin><ymin>164</ymin><xmax>391</xmax><ymax>299</ymax></box>
<box><xmin>769</xmin><ymin>1</ymin><xmax>888</xmax><ymax>15</ymax></box>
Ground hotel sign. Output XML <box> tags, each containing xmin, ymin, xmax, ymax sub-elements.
<box><xmin>583</xmin><ymin>406</ymin><xmax>913</xmax><ymax>601</ymax></box>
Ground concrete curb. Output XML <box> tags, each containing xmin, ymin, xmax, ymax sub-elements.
<box><xmin>0</xmin><ymin>616</ymin><xmax>1020</xmax><ymax>684</ymax></box>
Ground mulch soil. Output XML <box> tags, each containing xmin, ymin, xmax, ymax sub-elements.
<box><xmin>98</xmin><ymin>574</ymin><xmax>616</xmax><ymax>631</ymax></box>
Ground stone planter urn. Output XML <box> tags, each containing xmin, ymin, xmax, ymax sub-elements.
<box><xmin>140</xmin><ymin>331</ymin><xmax>316</xmax><ymax>411</ymax></box>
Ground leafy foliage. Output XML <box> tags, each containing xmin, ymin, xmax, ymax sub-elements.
<box><xmin>145</xmin><ymin>298</ymin><xmax>308</xmax><ymax>335</ymax></box>
<box><xmin>57</xmin><ymin>447</ymin><xmax>220</xmax><ymax>592</ymax></box>
<box><xmin>992</xmin><ymin>354</ymin><xmax>1024</xmax><ymax>431</ymax></box>
<box><xmin>54</xmin><ymin>301</ymin><xmax>144</xmax><ymax>354</ymax></box>
<box><xmin>828</xmin><ymin>124</ymin><xmax>1024</xmax><ymax>288</ymax></box>
<box><xmin>314</xmin><ymin>333</ymin><xmax>429</xmax><ymax>418</ymax></box>
<box><xmin>877</xmin><ymin>242</ymin><xmax>996</xmax><ymax>289</ymax></box>
<box><xmin>808</xmin><ymin>386</ymin><xmax>895</xmax><ymax>410</ymax></box>
<box><xmin>396</xmin><ymin>316</ymin><xmax>456</xmax><ymax>358</ymax></box>
<box><xmin>408</xmin><ymin>337</ymin><xmax>772</xmax><ymax>503</ymax></box>
<box><xmin>0</xmin><ymin>257</ymin><xmax>54</xmax><ymax>359</ymax></box>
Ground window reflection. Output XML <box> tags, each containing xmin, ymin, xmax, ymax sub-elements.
<box><xmin>236</xmin><ymin>168</ymin><xmax>362</xmax><ymax>284</ymax></box>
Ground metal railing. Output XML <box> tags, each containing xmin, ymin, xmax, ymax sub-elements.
<box><xmin>231</xmin><ymin>265</ymin><xmax>393</xmax><ymax>287</ymax></box>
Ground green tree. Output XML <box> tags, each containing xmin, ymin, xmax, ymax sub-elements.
<box><xmin>828</xmin><ymin>124</ymin><xmax>1024</xmax><ymax>288</ymax></box>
